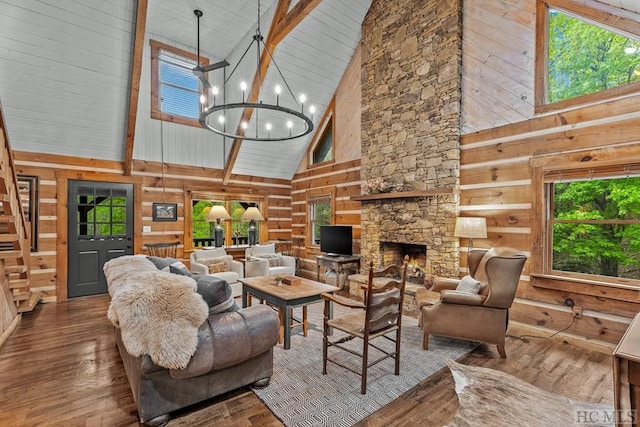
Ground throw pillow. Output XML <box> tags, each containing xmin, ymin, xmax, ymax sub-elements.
<box><xmin>147</xmin><ymin>256</ymin><xmax>192</xmax><ymax>276</ymax></box>
<box><xmin>456</xmin><ymin>275</ymin><xmax>481</xmax><ymax>294</ymax></box>
<box><xmin>207</xmin><ymin>261</ymin><xmax>229</xmax><ymax>274</ymax></box>
<box><xmin>199</xmin><ymin>256</ymin><xmax>232</xmax><ymax>270</ymax></box>
<box><xmin>193</xmin><ymin>275</ymin><xmax>237</xmax><ymax>315</ymax></box>
<box><xmin>365</xmin><ymin>288</ymin><xmax>401</xmax><ymax>333</ymax></box>
<box><xmin>260</xmin><ymin>253</ymin><xmax>282</xmax><ymax>267</ymax></box>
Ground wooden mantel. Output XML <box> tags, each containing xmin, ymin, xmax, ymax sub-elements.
<box><xmin>351</xmin><ymin>188</ymin><xmax>454</xmax><ymax>201</ymax></box>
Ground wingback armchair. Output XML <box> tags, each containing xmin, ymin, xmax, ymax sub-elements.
<box><xmin>244</xmin><ymin>243</ymin><xmax>296</xmax><ymax>277</ymax></box>
<box><xmin>415</xmin><ymin>247</ymin><xmax>527</xmax><ymax>358</ymax></box>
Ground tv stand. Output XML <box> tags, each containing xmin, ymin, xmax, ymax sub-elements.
<box><xmin>316</xmin><ymin>254</ymin><xmax>361</xmax><ymax>290</ymax></box>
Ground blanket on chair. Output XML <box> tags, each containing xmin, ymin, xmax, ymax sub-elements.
<box><xmin>105</xmin><ymin>256</ymin><xmax>209</xmax><ymax>370</ymax></box>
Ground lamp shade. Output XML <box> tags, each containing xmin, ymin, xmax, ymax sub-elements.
<box><xmin>454</xmin><ymin>217</ymin><xmax>487</xmax><ymax>239</ymax></box>
<box><xmin>241</xmin><ymin>207</ymin><xmax>265</xmax><ymax>222</ymax></box>
<box><xmin>207</xmin><ymin>205</ymin><xmax>231</xmax><ymax>221</ymax></box>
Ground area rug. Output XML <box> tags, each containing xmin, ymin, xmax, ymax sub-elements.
<box><xmin>252</xmin><ymin>302</ymin><xmax>478</xmax><ymax>427</ymax></box>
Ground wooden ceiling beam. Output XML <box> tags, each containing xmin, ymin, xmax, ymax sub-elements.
<box><xmin>222</xmin><ymin>0</ymin><xmax>324</xmax><ymax>184</ymax></box>
<box><xmin>123</xmin><ymin>0</ymin><xmax>148</xmax><ymax>176</ymax></box>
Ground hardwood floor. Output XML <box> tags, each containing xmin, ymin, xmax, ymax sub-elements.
<box><xmin>0</xmin><ymin>295</ymin><xmax>614</xmax><ymax>426</ymax></box>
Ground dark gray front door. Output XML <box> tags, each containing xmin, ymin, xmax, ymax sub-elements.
<box><xmin>67</xmin><ymin>180</ymin><xmax>133</xmax><ymax>298</ymax></box>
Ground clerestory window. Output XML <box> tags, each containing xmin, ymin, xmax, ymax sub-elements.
<box><xmin>150</xmin><ymin>40</ymin><xmax>207</xmax><ymax>127</ymax></box>
<box><xmin>535</xmin><ymin>0</ymin><xmax>640</xmax><ymax>114</ymax></box>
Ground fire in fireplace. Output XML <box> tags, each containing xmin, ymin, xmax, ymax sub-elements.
<box><xmin>380</xmin><ymin>242</ymin><xmax>427</xmax><ymax>284</ymax></box>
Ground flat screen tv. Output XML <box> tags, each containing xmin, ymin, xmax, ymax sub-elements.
<box><xmin>320</xmin><ymin>225</ymin><xmax>353</xmax><ymax>256</ymax></box>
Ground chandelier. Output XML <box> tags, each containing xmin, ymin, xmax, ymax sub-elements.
<box><xmin>193</xmin><ymin>1</ymin><xmax>314</xmax><ymax>142</ymax></box>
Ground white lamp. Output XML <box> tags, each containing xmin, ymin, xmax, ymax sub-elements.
<box><xmin>207</xmin><ymin>205</ymin><xmax>231</xmax><ymax>247</ymax></box>
<box><xmin>454</xmin><ymin>217</ymin><xmax>487</xmax><ymax>254</ymax></box>
<box><xmin>241</xmin><ymin>207</ymin><xmax>265</xmax><ymax>246</ymax></box>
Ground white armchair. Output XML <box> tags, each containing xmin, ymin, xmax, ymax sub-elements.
<box><xmin>245</xmin><ymin>243</ymin><xmax>296</xmax><ymax>277</ymax></box>
<box><xmin>190</xmin><ymin>247</ymin><xmax>244</xmax><ymax>297</ymax></box>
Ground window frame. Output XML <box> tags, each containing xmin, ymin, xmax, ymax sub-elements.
<box><xmin>534</xmin><ymin>0</ymin><xmax>640</xmax><ymax>115</ymax></box>
<box><xmin>306</xmin><ymin>188</ymin><xmax>335</xmax><ymax>250</ymax></box>
<box><xmin>150</xmin><ymin>39</ymin><xmax>208</xmax><ymax>128</ymax></box>
<box><xmin>184</xmin><ymin>190</ymin><xmax>266</xmax><ymax>252</ymax></box>
<box><xmin>531</xmin><ymin>155</ymin><xmax>640</xmax><ymax>288</ymax></box>
<box><xmin>307</xmin><ymin>97</ymin><xmax>335</xmax><ymax>168</ymax></box>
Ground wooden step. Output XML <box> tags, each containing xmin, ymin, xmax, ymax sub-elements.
<box><xmin>5</xmin><ymin>265</ymin><xmax>27</xmax><ymax>274</ymax></box>
<box><xmin>16</xmin><ymin>292</ymin><xmax>41</xmax><ymax>313</ymax></box>
<box><xmin>9</xmin><ymin>278</ymin><xmax>29</xmax><ymax>289</ymax></box>
<box><xmin>0</xmin><ymin>233</ymin><xmax>19</xmax><ymax>243</ymax></box>
<box><xmin>12</xmin><ymin>291</ymin><xmax>29</xmax><ymax>302</ymax></box>
<box><xmin>0</xmin><ymin>249</ymin><xmax>22</xmax><ymax>259</ymax></box>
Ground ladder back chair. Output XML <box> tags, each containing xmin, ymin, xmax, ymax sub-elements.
<box><xmin>322</xmin><ymin>255</ymin><xmax>409</xmax><ymax>394</ymax></box>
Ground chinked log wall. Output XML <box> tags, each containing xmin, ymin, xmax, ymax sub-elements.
<box><xmin>460</xmin><ymin>94</ymin><xmax>640</xmax><ymax>345</ymax></box>
<box><xmin>12</xmin><ymin>152</ymin><xmax>292</xmax><ymax>302</ymax></box>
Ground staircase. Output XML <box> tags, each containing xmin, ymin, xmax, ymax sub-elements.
<box><xmin>0</xmin><ymin>102</ymin><xmax>37</xmax><ymax>313</ymax></box>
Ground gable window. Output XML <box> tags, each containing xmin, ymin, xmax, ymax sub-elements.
<box><xmin>150</xmin><ymin>40</ymin><xmax>207</xmax><ymax>127</ymax></box>
<box><xmin>535</xmin><ymin>0</ymin><xmax>640</xmax><ymax>114</ymax></box>
<box><xmin>542</xmin><ymin>165</ymin><xmax>640</xmax><ymax>285</ymax></box>
<box><xmin>307</xmin><ymin>191</ymin><xmax>334</xmax><ymax>248</ymax></box>
<box><xmin>308</xmin><ymin>98</ymin><xmax>335</xmax><ymax>167</ymax></box>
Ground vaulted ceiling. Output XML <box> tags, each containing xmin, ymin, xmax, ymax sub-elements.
<box><xmin>0</xmin><ymin>0</ymin><xmax>637</xmax><ymax>180</ymax></box>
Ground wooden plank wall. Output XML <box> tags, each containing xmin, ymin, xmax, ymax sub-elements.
<box><xmin>13</xmin><ymin>152</ymin><xmax>291</xmax><ymax>303</ymax></box>
<box><xmin>460</xmin><ymin>0</ymin><xmax>640</xmax><ymax>345</ymax></box>
<box><xmin>292</xmin><ymin>45</ymin><xmax>362</xmax><ymax>278</ymax></box>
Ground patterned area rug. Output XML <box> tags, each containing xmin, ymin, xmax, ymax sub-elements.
<box><xmin>252</xmin><ymin>302</ymin><xmax>477</xmax><ymax>427</ymax></box>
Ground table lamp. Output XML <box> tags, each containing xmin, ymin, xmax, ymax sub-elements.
<box><xmin>454</xmin><ymin>217</ymin><xmax>487</xmax><ymax>254</ymax></box>
<box><xmin>241</xmin><ymin>207</ymin><xmax>265</xmax><ymax>246</ymax></box>
<box><xmin>207</xmin><ymin>205</ymin><xmax>231</xmax><ymax>247</ymax></box>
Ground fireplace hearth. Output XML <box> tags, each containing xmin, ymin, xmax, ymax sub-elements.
<box><xmin>381</xmin><ymin>241</ymin><xmax>426</xmax><ymax>284</ymax></box>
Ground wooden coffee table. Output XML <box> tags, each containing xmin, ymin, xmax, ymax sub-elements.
<box><xmin>240</xmin><ymin>275</ymin><xmax>339</xmax><ymax>350</ymax></box>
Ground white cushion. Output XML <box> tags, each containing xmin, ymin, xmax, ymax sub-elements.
<box><xmin>209</xmin><ymin>270</ymin><xmax>240</xmax><ymax>284</ymax></box>
<box><xmin>456</xmin><ymin>275</ymin><xmax>481</xmax><ymax>294</ymax></box>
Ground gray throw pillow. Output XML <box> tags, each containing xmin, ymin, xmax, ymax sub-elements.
<box><xmin>193</xmin><ymin>275</ymin><xmax>238</xmax><ymax>315</ymax></box>
<box><xmin>146</xmin><ymin>256</ymin><xmax>192</xmax><ymax>277</ymax></box>
<box><xmin>456</xmin><ymin>275</ymin><xmax>481</xmax><ymax>294</ymax></box>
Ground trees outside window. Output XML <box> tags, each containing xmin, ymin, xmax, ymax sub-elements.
<box><xmin>535</xmin><ymin>0</ymin><xmax>640</xmax><ymax>114</ymax></box>
<box><xmin>548</xmin><ymin>176</ymin><xmax>640</xmax><ymax>282</ymax></box>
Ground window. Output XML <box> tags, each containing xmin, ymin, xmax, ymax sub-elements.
<box><xmin>191</xmin><ymin>195</ymin><xmax>265</xmax><ymax>247</ymax></box>
<box><xmin>535</xmin><ymin>0</ymin><xmax>640</xmax><ymax>114</ymax></box>
<box><xmin>543</xmin><ymin>166</ymin><xmax>640</xmax><ymax>285</ymax></box>
<box><xmin>308</xmin><ymin>98</ymin><xmax>335</xmax><ymax>167</ymax></box>
<box><xmin>307</xmin><ymin>192</ymin><xmax>333</xmax><ymax>247</ymax></box>
<box><xmin>313</xmin><ymin>117</ymin><xmax>333</xmax><ymax>164</ymax></box>
<box><xmin>150</xmin><ymin>40</ymin><xmax>207</xmax><ymax>127</ymax></box>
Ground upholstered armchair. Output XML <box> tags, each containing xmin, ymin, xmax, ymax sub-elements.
<box><xmin>190</xmin><ymin>247</ymin><xmax>244</xmax><ymax>297</ymax></box>
<box><xmin>415</xmin><ymin>247</ymin><xmax>527</xmax><ymax>358</ymax></box>
<box><xmin>244</xmin><ymin>243</ymin><xmax>296</xmax><ymax>277</ymax></box>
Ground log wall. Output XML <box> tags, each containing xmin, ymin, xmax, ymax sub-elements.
<box><xmin>13</xmin><ymin>152</ymin><xmax>291</xmax><ymax>302</ymax></box>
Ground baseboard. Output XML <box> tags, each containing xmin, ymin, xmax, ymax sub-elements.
<box><xmin>508</xmin><ymin>321</ymin><xmax>616</xmax><ymax>355</ymax></box>
<box><xmin>0</xmin><ymin>314</ymin><xmax>21</xmax><ymax>349</ymax></box>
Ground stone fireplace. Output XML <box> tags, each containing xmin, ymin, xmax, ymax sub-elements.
<box><xmin>359</xmin><ymin>0</ymin><xmax>463</xmax><ymax>280</ymax></box>
<box><xmin>380</xmin><ymin>241</ymin><xmax>426</xmax><ymax>283</ymax></box>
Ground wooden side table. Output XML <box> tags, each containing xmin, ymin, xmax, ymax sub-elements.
<box><xmin>316</xmin><ymin>255</ymin><xmax>361</xmax><ymax>290</ymax></box>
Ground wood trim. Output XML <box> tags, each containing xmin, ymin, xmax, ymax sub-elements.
<box><xmin>124</xmin><ymin>0</ymin><xmax>148</xmax><ymax>177</ymax></box>
<box><xmin>351</xmin><ymin>189</ymin><xmax>455</xmax><ymax>201</ymax></box>
<box><xmin>306</xmin><ymin>187</ymin><xmax>335</xmax><ymax>249</ymax></box>
<box><xmin>271</xmin><ymin>0</ymin><xmax>325</xmax><ymax>46</ymax></box>
<box><xmin>534</xmin><ymin>0</ymin><xmax>640</xmax><ymax>115</ymax></box>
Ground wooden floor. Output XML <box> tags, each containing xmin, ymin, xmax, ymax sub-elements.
<box><xmin>0</xmin><ymin>295</ymin><xmax>614</xmax><ymax>426</ymax></box>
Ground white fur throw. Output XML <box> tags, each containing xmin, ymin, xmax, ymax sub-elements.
<box><xmin>104</xmin><ymin>256</ymin><xmax>209</xmax><ymax>369</ymax></box>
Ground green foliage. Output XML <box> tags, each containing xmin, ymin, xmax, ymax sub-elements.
<box><xmin>548</xmin><ymin>9</ymin><xmax>640</xmax><ymax>103</ymax></box>
<box><xmin>552</xmin><ymin>177</ymin><xmax>640</xmax><ymax>279</ymax></box>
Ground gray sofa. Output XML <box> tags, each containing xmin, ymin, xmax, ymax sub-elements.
<box><xmin>104</xmin><ymin>255</ymin><xmax>279</xmax><ymax>426</ymax></box>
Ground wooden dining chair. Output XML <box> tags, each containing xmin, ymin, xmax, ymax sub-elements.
<box><xmin>322</xmin><ymin>255</ymin><xmax>409</xmax><ymax>394</ymax></box>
